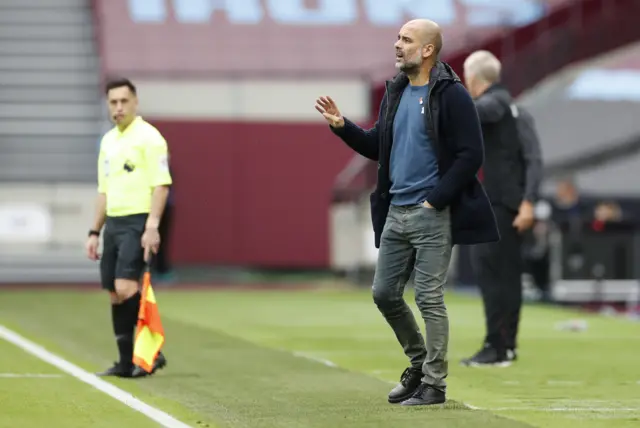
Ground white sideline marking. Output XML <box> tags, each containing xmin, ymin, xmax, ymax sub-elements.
<box><xmin>464</xmin><ymin>403</ymin><xmax>638</xmax><ymax>413</ymax></box>
<box><xmin>292</xmin><ymin>351</ymin><xmax>338</xmax><ymax>368</ymax></box>
<box><xmin>489</xmin><ymin>407</ymin><xmax>638</xmax><ymax>412</ymax></box>
<box><xmin>0</xmin><ymin>325</ymin><xmax>192</xmax><ymax>428</ymax></box>
<box><xmin>502</xmin><ymin>380</ymin><xmax>586</xmax><ymax>386</ymax></box>
<box><xmin>546</xmin><ymin>380</ymin><xmax>583</xmax><ymax>386</ymax></box>
<box><xmin>0</xmin><ymin>373</ymin><xmax>63</xmax><ymax>378</ymax></box>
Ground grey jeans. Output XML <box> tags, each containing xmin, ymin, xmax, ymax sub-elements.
<box><xmin>372</xmin><ymin>203</ymin><xmax>452</xmax><ymax>390</ymax></box>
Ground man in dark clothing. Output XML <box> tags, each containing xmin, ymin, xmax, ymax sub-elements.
<box><xmin>461</xmin><ymin>50</ymin><xmax>543</xmax><ymax>366</ymax></box>
<box><xmin>516</xmin><ymin>107</ymin><xmax>544</xmax><ymax>209</ymax></box>
<box><xmin>154</xmin><ymin>167</ymin><xmax>176</xmax><ymax>282</ymax></box>
<box><xmin>315</xmin><ymin>19</ymin><xmax>499</xmax><ymax>406</ymax></box>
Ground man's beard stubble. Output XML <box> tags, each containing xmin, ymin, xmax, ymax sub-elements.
<box><xmin>399</xmin><ymin>62</ymin><xmax>420</xmax><ymax>78</ymax></box>
<box><xmin>396</xmin><ymin>51</ymin><xmax>422</xmax><ymax>77</ymax></box>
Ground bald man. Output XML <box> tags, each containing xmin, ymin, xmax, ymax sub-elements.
<box><xmin>316</xmin><ymin>20</ymin><xmax>498</xmax><ymax>406</ymax></box>
<box><xmin>461</xmin><ymin>50</ymin><xmax>542</xmax><ymax>367</ymax></box>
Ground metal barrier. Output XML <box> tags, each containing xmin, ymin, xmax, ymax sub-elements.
<box><xmin>548</xmin><ymin>220</ymin><xmax>640</xmax><ymax>303</ymax></box>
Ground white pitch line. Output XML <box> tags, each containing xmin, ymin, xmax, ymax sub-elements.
<box><xmin>292</xmin><ymin>351</ymin><xmax>338</xmax><ymax>368</ymax></box>
<box><xmin>0</xmin><ymin>373</ymin><xmax>63</xmax><ymax>378</ymax></box>
<box><xmin>463</xmin><ymin>403</ymin><xmax>639</xmax><ymax>412</ymax></box>
<box><xmin>546</xmin><ymin>380</ymin><xmax>583</xmax><ymax>386</ymax></box>
<box><xmin>0</xmin><ymin>325</ymin><xmax>192</xmax><ymax>428</ymax></box>
<box><xmin>489</xmin><ymin>407</ymin><xmax>639</xmax><ymax>412</ymax></box>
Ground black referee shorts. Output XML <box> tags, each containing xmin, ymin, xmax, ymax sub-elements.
<box><xmin>100</xmin><ymin>214</ymin><xmax>147</xmax><ymax>291</ymax></box>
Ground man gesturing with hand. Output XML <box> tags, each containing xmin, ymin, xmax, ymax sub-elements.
<box><xmin>315</xmin><ymin>96</ymin><xmax>344</xmax><ymax>128</ymax></box>
<box><xmin>316</xmin><ymin>19</ymin><xmax>498</xmax><ymax>406</ymax></box>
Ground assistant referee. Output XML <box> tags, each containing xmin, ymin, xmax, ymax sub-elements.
<box><xmin>85</xmin><ymin>78</ymin><xmax>172</xmax><ymax>378</ymax></box>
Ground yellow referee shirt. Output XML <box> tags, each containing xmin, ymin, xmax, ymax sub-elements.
<box><xmin>98</xmin><ymin>116</ymin><xmax>172</xmax><ymax>217</ymax></box>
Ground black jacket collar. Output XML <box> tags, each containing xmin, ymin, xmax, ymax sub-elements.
<box><xmin>386</xmin><ymin>61</ymin><xmax>460</xmax><ymax>94</ymax></box>
<box><xmin>482</xmin><ymin>82</ymin><xmax>510</xmax><ymax>97</ymax></box>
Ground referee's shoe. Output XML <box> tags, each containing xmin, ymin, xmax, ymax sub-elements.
<box><xmin>132</xmin><ymin>352</ymin><xmax>167</xmax><ymax>377</ymax></box>
<box><xmin>97</xmin><ymin>351</ymin><xmax>167</xmax><ymax>378</ymax></box>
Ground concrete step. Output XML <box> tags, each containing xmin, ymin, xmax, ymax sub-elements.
<box><xmin>0</xmin><ymin>247</ymin><xmax>90</xmax><ymax>263</ymax></box>
<box><xmin>0</xmin><ymin>152</ymin><xmax>96</xmax><ymax>167</ymax></box>
<box><xmin>0</xmin><ymin>103</ymin><xmax>100</xmax><ymax>120</ymax></box>
<box><xmin>0</xmin><ymin>8</ymin><xmax>88</xmax><ymax>25</ymax></box>
<box><xmin>0</xmin><ymin>162</ymin><xmax>96</xmax><ymax>181</ymax></box>
<box><xmin>1</xmin><ymin>145</ymin><xmax>96</xmax><ymax>158</ymax></box>
<box><xmin>0</xmin><ymin>39</ymin><xmax>95</xmax><ymax>56</ymax></box>
<box><xmin>0</xmin><ymin>55</ymin><xmax>98</xmax><ymax>71</ymax></box>
<box><xmin>0</xmin><ymin>0</ymin><xmax>87</xmax><ymax>7</ymax></box>
<box><xmin>0</xmin><ymin>70</ymin><xmax>99</xmax><ymax>86</ymax></box>
<box><xmin>0</xmin><ymin>86</ymin><xmax>99</xmax><ymax>103</ymax></box>
<box><xmin>0</xmin><ymin>267</ymin><xmax>99</xmax><ymax>284</ymax></box>
<box><xmin>0</xmin><ymin>247</ymin><xmax>100</xmax><ymax>283</ymax></box>
<box><xmin>1</xmin><ymin>135</ymin><xmax>100</xmax><ymax>152</ymax></box>
<box><xmin>0</xmin><ymin>152</ymin><xmax>97</xmax><ymax>170</ymax></box>
<box><xmin>0</xmin><ymin>23</ymin><xmax>93</xmax><ymax>40</ymax></box>
<box><xmin>0</xmin><ymin>119</ymin><xmax>100</xmax><ymax>136</ymax></box>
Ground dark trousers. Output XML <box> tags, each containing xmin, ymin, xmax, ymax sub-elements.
<box><xmin>155</xmin><ymin>203</ymin><xmax>173</xmax><ymax>273</ymax></box>
<box><xmin>470</xmin><ymin>205</ymin><xmax>524</xmax><ymax>351</ymax></box>
<box><xmin>528</xmin><ymin>253</ymin><xmax>550</xmax><ymax>298</ymax></box>
<box><xmin>100</xmin><ymin>214</ymin><xmax>147</xmax><ymax>290</ymax></box>
<box><xmin>372</xmin><ymin>204</ymin><xmax>453</xmax><ymax>389</ymax></box>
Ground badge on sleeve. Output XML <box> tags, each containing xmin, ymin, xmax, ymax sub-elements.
<box><xmin>159</xmin><ymin>154</ymin><xmax>169</xmax><ymax>172</ymax></box>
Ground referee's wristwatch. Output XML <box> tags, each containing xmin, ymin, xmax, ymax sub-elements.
<box><xmin>88</xmin><ymin>229</ymin><xmax>100</xmax><ymax>237</ymax></box>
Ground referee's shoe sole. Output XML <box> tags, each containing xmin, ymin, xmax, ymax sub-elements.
<box><xmin>131</xmin><ymin>352</ymin><xmax>167</xmax><ymax>378</ymax></box>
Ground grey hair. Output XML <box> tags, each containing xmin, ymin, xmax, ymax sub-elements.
<box><xmin>463</xmin><ymin>50</ymin><xmax>501</xmax><ymax>83</ymax></box>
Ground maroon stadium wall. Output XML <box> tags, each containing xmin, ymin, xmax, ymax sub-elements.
<box><xmin>153</xmin><ymin>121</ymin><xmax>354</xmax><ymax>267</ymax></box>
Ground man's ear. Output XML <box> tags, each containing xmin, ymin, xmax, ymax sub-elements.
<box><xmin>423</xmin><ymin>44</ymin><xmax>435</xmax><ymax>59</ymax></box>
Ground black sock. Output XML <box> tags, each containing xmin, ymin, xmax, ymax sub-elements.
<box><xmin>111</xmin><ymin>292</ymin><xmax>141</xmax><ymax>367</ymax></box>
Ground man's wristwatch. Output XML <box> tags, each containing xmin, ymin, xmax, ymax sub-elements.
<box><xmin>88</xmin><ymin>229</ymin><xmax>100</xmax><ymax>237</ymax></box>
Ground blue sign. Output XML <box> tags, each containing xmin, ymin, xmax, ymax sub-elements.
<box><xmin>567</xmin><ymin>69</ymin><xmax>640</xmax><ymax>102</ymax></box>
<box><xmin>128</xmin><ymin>0</ymin><xmax>546</xmax><ymax>27</ymax></box>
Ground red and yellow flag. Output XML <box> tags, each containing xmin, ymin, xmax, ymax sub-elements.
<box><xmin>133</xmin><ymin>271</ymin><xmax>165</xmax><ymax>373</ymax></box>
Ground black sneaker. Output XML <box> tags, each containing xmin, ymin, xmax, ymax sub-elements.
<box><xmin>506</xmin><ymin>348</ymin><xmax>518</xmax><ymax>362</ymax></box>
<box><xmin>388</xmin><ymin>367</ymin><xmax>423</xmax><ymax>404</ymax></box>
<box><xmin>96</xmin><ymin>361</ymin><xmax>133</xmax><ymax>378</ymax></box>
<box><xmin>400</xmin><ymin>383</ymin><xmax>446</xmax><ymax>406</ymax></box>
<box><xmin>131</xmin><ymin>352</ymin><xmax>167</xmax><ymax>378</ymax></box>
<box><xmin>460</xmin><ymin>344</ymin><xmax>511</xmax><ymax>367</ymax></box>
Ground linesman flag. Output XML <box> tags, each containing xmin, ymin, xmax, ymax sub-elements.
<box><xmin>133</xmin><ymin>270</ymin><xmax>165</xmax><ymax>372</ymax></box>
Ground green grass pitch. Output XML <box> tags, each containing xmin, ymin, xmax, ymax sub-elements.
<box><xmin>0</xmin><ymin>285</ymin><xmax>638</xmax><ymax>428</ymax></box>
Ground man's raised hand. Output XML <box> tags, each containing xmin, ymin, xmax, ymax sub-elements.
<box><xmin>315</xmin><ymin>96</ymin><xmax>345</xmax><ymax>128</ymax></box>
